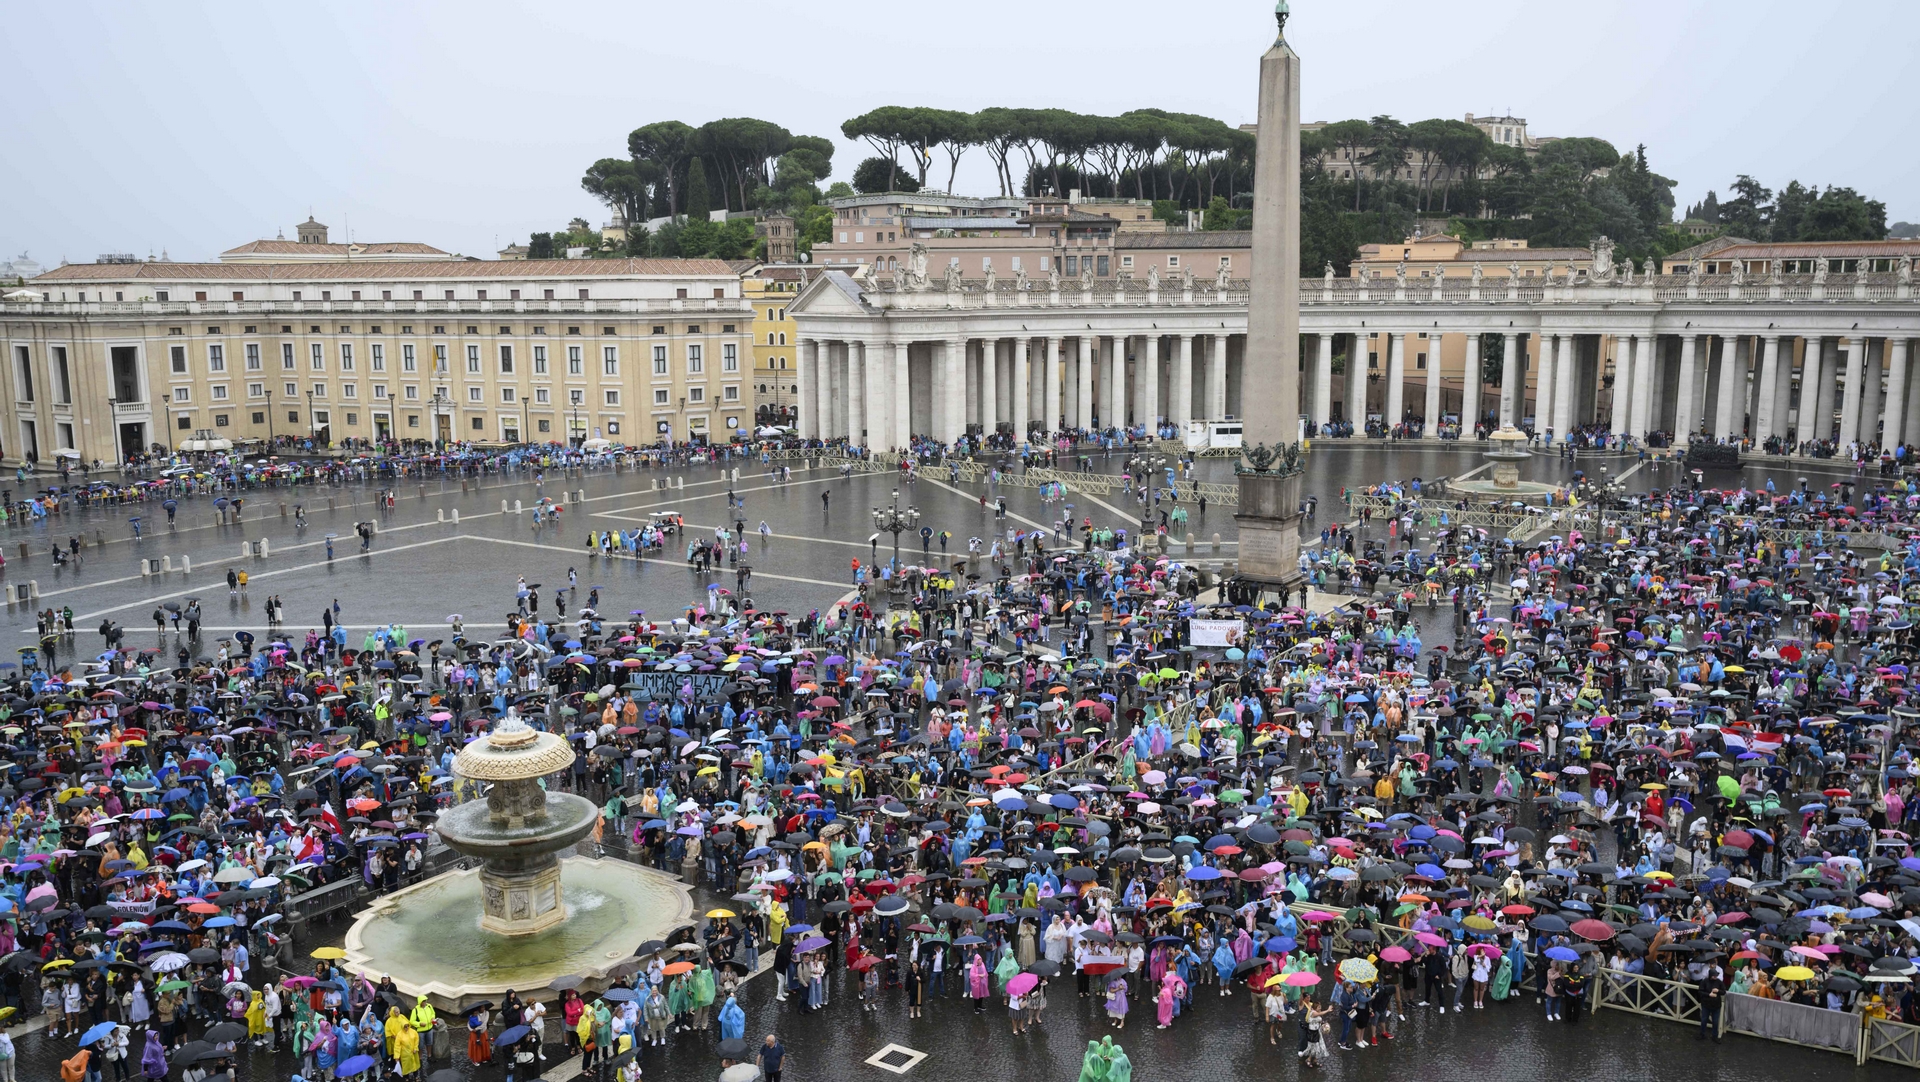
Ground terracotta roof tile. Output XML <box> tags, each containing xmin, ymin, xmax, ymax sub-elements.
<box><xmin>221</xmin><ymin>240</ymin><xmax>450</xmax><ymax>257</ymax></box>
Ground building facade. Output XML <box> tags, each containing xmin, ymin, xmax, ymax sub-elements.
<box><xmin>790</xmin><ymin>257</ymin><xmax>1920</xmax><ymax>452</ymax></box>
<box><xmin>3</xmin><ymin>257</ymin><xmax>752</xmax><ymax>462</ymax></box>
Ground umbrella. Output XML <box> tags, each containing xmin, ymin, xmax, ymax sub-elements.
<box><xmin>80</xmin><ymin>1021</ymin><xmax>119</xmax><ymax>1046</ymax></box>
<box><xmin>336</xmin><ymin>1054</ymin><xmax>378</xmax><ymax>1078</ymax></box>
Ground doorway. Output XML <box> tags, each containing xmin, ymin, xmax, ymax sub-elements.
<box><xmin>118</xmin><ymin>422</ymin><xmax>145</xmax><ymax>462</ymax></box>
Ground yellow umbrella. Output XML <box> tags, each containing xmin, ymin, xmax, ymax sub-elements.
<box><xmin>1775</xmin><ymin>965</ymin><xmax>1815</xmax><ymax>981</ymax></box>
<box><xmin>1643</xmin><ymin>870</ymin><xmax>1674</xmax><ymax>880</ymax></box>
<box><xmin>706</xmin><ymin>908</ymin><xmax>737</xmax><ymax>919</ymax></box>
<box><xmin>1723</xmin><ymin>665</ymin><xmax>1746</xmax><ymax>674</ymax></box>
<box><xmin>1640</xmin><ymin>782</ymin><xmax>1667</xmax><ymax>790</ymax></box>
<box><xmin>41</xmin><ymin>959</ymin><xmax>73</xmax><ymax>971</ymax></box>
<box><xmin>311</xmin><ymin>947</ymin><xmax>346</xmax><ymax>960</ymax></box>
<box><xmin>1462</xmin><ymin>915</ymin><xmax>1497</xmax><ymax>932</ymax></box>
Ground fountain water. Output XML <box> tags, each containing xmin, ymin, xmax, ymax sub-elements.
<box><xmin>344</xmin><ymin>716</ymin><xmax>693</xmax><ymax>1009</ymax></box>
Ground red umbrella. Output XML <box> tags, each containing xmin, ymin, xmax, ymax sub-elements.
<box><xmin>1571</xmin><ymin>919</ymin><xmax>1615</xmax><ymax>941</ymax></box>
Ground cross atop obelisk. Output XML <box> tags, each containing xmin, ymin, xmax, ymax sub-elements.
<box><xmin>1242</xmin><ymin>0</ymin><xmax>1302</xmax><ymax>449</ymax></box>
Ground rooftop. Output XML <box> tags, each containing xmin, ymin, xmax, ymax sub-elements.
<box><xmin>32</xmin><ymin>257</ymin><xmax>742</xmax><ymax>283</ymax></box>
<box><xmin>220</xmin><ymin>239</ymin><xmax>454</xmax><ymax>262</ymax></box>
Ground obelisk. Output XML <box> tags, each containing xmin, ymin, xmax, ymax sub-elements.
<box><xmin>1233</xmin><ymin>0</ymin><xmax>1306</xmax><ymax>593</ymax></box>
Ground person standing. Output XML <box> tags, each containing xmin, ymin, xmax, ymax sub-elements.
<box><xmin>757</xmin><ymin>1034</ymin><xmax>786</xmax><ymax>1082</ymax></box>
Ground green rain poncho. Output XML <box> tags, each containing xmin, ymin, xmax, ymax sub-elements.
<box><xmin>1104</xmin><ymin>1037</ymin><xmax>1131</xmax><ymax>1082</ymax></box>
<box><xmin>691</xmin><ymin>965</ymin><xmax>716</xmax><ymax>1009</ymax></box>
<box><xmin>1076</xmin><ymin>1040</ymin><xmax>1111</xmax><ymax>1082</ymax></box>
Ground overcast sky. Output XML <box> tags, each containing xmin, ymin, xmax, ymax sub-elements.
<box><xmin>3</xmin><ymin>0</ymin><xmax>1912</xmax><ymax>265</ymax></box>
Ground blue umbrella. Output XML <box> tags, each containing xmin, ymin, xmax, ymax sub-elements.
<box><xmin>496</xmin><ymin>1024</ymin><xmax>531</xmax><ymax>1046</ymax></box>
<box><xmin>1543</xmin><ymin>946</ymin><xmax>1580</xmax><ymax>963</ymax></box>
<box><xmin>335</xmin><ymin>1053</ymin><xmax>377</xmax><ymax>1077</ymax></box>
<box><xmin>80</xmin><ymin>1021</ymin><xmax>119</xmax><ymax>1046</ymax></box>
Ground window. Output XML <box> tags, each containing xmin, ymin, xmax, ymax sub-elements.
<box><xmin>653</xmin><ymin>388</ymin><xmax>670</xmax><ymax>405</ymax></box>
<box><xmin>602</xmin><ymin>346</ymin><xmax>618</xmax><ymax>376</ymax></box>
<box><xmin>1168</xmin><ymin>255</ymin><xmax>1180</xmax><ymax>268</ymax></box>
<box><xmin>313</xmin><ymin>383</ymin><xmax>328</xmax><ymax>398</ymax></box>
<box><xmin>509</xmin><ymin>289</ymin><xmax>521</xmax><ymax>301</ymax></box>
<box><xmin>207</xmin><ymin>344</ymin><xmax>225</xmax><ymax>373</ymax></box>
<box><xmin>173</xmin><ymin>387</ymin><xmax>191</xmax><ymax>403</ymax></box>
<box><xmin>466</xmin><ymin>345</ymin><xmax>480</xmax><ymax>373</ymax></box>
<box><xmin>543</xmin><ymin>289</ymin><xmax>554</xmax><ymax>300</ymax></box>
<box><xmin>652</xmin><ymin>325</ymin><xmax>665</xmax><ymax>335</ymax></box>
<box><xmin>604</xmin><ymin>389</ymin><xmax>621</xmax><ymax>406</ymax></box>
<box><xmin>170</xmin><ymin>345</ymin><xmax>188</xmax><ymax>375</ymax></box>
<box><xmin>533</xmin><ymin>345</ymin><xmax>547</xmax><ymax>374</ymax></box>
<box><xmin>434</xmin><ymin>344</ymin><xmax>447</xmax><ymax>374</ymax></box>
<box><xmin>351</xmin><ymin>291</ymin><xmax>361</xmax><ymax>301</ymax></box>
<box><xmin>373</xmin><ymin>385</ymin><xmax>387</xmax><ymax>399</ymax></box>
<box><xmin>288</xmin><ymin>410</ymin><xmax>300</xmax><ymax>423</ymax></box>
<box><xmin>534</xmin><ymin>388</ymin><xmax>550</xmax><ymax>404</ymax></box>
<box><xmin>247</xmin><ymin>382</ymin><xmax>264</xmax><ymax>398</ymax></box>
<box><xmin>251</xmin><ymin>412</ymin><xmax>264</xmax><ymax>424</ymax></box>
<box><xmin>342</xmin><ymin>384</ymin><xmax>357</xmax><ymax>399</ymax></box>
<box><xmin>1096</xmin><ymin>255</ymin><xmax>1109</xmax><ymax>276</ymax></box>
<box><xmin>567</xmin><ymin>345</ymin><xmax>583</xmax><ymax>375</ymax></box>
<box><xmin>498</xmin><ymin>345</ymin><xmax>514</xmax><ymax>374</ymax></box>
<box><xmin>686</xmin><ymin>344</ymin><xmax>703</xmax><ymax>374</ymax></box>
<box><xmin>687</xmin><ymin>325</ymin><xmax>700</xmax><ymax>334</ymax></box>
<box><xmin>245</xmin><ymin>343</ymin><xmax>261</xmax><ymax>371</ymax></box>
<box><xmin>404</xmin><ymin>385</ymin><xmax>419</xmax><ymax>400</ymax></box>
<box><xmin>538</xmin><ymin>419</ymin><xmax>551</xmax><ymax>432</ymax></box>
<box><xmin>467</xmin><ymin>387</ymin><xmax>482</xmax><ymax>402</ymax></box>
<box><xmin>652</xmin><ymin>345</ymin><xmax>668</xmax><ymax>375</ymax></box>
<box><xmin>281</xmin><ymin>343</ymin><xmax>295</xmax><ymax>370</ymax></box>
<box><xmin>177</xmin><ymin>415</ymin><xmax>193</xmax><ymax>430</ymax></box>
<box><xmin>1065</xmin><ymin>256</ymin><xmax>1078</xmax><ymax>276</ymax></box>
<box><xmin>211</xmin><ymin>384</ymin><xmax>229</xmax><ymax>401</ymax></box>
<box><xmin>500</xmin><ymin>388</ymin><xmax>516</xmax><ymax>403</ymax></box>
<box><xmin>471</xmin><ymin>416</ymin><xmax>484</xmax><ymax>431</ymax></box>
<box><xmin>723</xmin><ymin>385</ymin><xmax>740</xmax><ymax>402</ymax></box>
<box><xmin>370</xmin><ymin>343</ymin><xmax>385</xmax><ymax>371</ymax></box>
<box><xmin>402</xmin><ymin>344</ymin><xmax>415</xmax><ymax>372</ymax></box>
<box><xmin>310</xmin><ymin>343</ymin><xmax>324</xmax><ymax>370</ymax></box>
<box><xmin>722</xmin><ymin>344</ymin><xmax>738</xmax><ymax>372</ymax></box>
<box><xmin>1219</xmin><ymin>256</ymin><xmax>1231</xmax><ymax>268</ymax></box>
<box><xmin>285</xmin><ymin>382</ymin><xmax>298</xmax><ymax>397</ymax></box>
<box><xmin>339</xmin><ymin>343</ymin><xmax>354</xmax><ymax>371</ymax></box>
<box><xmin>688</xmin><ymin>387</ymin><xmax>704</xmax><ymax>404</ymax></box>
<box><xmin>477</xmin><ymin>290</ymin><xmax>487</xmax><ymax>301</ymax></box>
<box><xmin>157</xmin><ymin>291</ymin><xmax>169</xmax><ymax>302</ymax></box>
<box><xmin>1415</xmin><ymin>354</ymin><xmax>1427</xmax><ymax>370</ymax></box>
<box><xmin>1120</xmin><ymin>255</ymin><xmax>1133</xmax><ymax>268</ymax></box>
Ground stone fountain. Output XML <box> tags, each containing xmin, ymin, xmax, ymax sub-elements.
<box><xmin>343</xmin><ymin>717</ymin><xmax>693</xmax><ymax>1010</ymax></box>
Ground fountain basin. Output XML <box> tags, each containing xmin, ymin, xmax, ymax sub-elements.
<box><xmin>342</xmin><ymin>856</ymin><xmax>693</xmax><ymax>1012</ymax></box>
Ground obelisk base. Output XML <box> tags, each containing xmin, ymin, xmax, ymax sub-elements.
<box><xmin>1233</xmin><ymin>471</ymin><xmax>1304</xmax><ymax>588</ymax></box>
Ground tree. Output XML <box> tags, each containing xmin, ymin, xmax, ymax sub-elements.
<box><xmin>580</xmin><ymin>158</ymin><xmax>653</xmax><ymax>225</ymax></box>
<box><xmin>628</xmin><ymin>121</ymin><xmax>697</xmax><ymax>216</ymax></box>
<box><xmin>972</xmin><ymin>107</ymin><xmax>1023</xmax><ymax>196</ymax></box>
<box><xmin>527</xmin><ymin>232</ymin><xmax>555</xmax><ymax>260</ymax></box>
<box><xmin>795</xmin><ymin>203</ymin><xmax>833</xmax><ymax>257</ymax></box>
<box><xmin>825</xmin><ymin>181</ymin><xmax>855</xmax><ymax>200</ymax></box>
<box><xmin>1799</xmin><ymin>186</ymin><xmax>1886</xmax><ymax>241</ymax></box>
<box><xmin>1319</xmin><ymin>119</ymin><xmax>1373</xmax><ymax>211</ymax></box>
<box><xmin>1769</xmin><ymin>180</ymin><xmax>1814</xmax><ymax>243</ymax></box>
<box><xmin>1525</xmin><ymin>164</ymin><xmax>1601</xmax><ymax>249</ymax></box>
<box><xmin>925</xmin><ymin>109</ymin><xmax>977</xmax><ymax>192</ymax></box>
<box><xmin>685</xmin><ymin>158</ymin><xmax>713</xmax><ymax>218</ymax></box>
<box><xmin>842</xmin><ymin>107</ymin><xmax>928</xmax><ymax>190</ymax></box>
<box><xmin>1361</xmin><ymin>116</ymin><xmax>1410</xmax><ymax>187</ymax></box>
<box><xmin>1534</xmin><ymin>137</ymin><xmax>1619</xmax><ymax>177</ymax></box>
<box><xmin>1716</xmin><ymin>175</ymin><xmax>1772</xmax><ymax>238</ymax></box>
<box><xmin>852</xmin><ymin>156</ymin><xmax>917</xmax><ymax>194</ymax></box>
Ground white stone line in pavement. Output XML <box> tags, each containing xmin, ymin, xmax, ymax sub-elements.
<box><xmin>468</xmin><ymin>535</ymin><xmax>857</xmax><ymax>591</ymax></box>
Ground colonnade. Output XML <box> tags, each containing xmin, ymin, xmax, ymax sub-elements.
<box><xmin>793</xmin><ymin>332</ymin><xmax>1245</xmax><ymax>449</ymax></box>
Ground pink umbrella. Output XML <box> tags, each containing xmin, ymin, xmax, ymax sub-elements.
<box><xmin>1284</xmin><ymin>971</ymin><xmax>1321</xmax><ymax>987</ymax></box>
<box><xmin>1378</xmin><ymin>946</ymin><xmax>1412</xmax><ymax>963</ymax></box>
<box><xmin>1789</xmin><ymin>945</ymin><xmax>1829</xmax><ymax>961</ymax></box>
<box><xmin>1007</xmin><ymin>972</ymin><xmax>1039</xmax><ymax>997</ymax></box>
<box><xmin>1414</xmin><ymin>932</ymin><xmax>1448</xmax><ymax>947</ymax></box>
<box><xmin>1301</xmin><ymin>911</ymin><xmax>1339</xmax><ymax>923</ymax></box>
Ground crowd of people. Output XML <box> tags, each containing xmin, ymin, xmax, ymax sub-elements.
<box><xmin>2</xmin><ymin>445</ymin><xmax>1920</xmax><ymax>1082</ymax></box>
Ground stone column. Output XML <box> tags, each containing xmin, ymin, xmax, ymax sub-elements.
<box><xmin>1882</xmin><ymin>337</ymin><xmax>1911</xmax><ymax>451</ymax></box>
<box><xmin>1311</xmin><ymin>333</ymin><xmax>1333</xmax><ymax>432</ymax></box>
<box><xmin>846</xmin><ymin>341</ymin><xmax>866</xmax><ymax>445</ymax></box>
<box><xmin>1461</xmin><ymin>332</ymin><xmax>1482</xmax><ymax>430</ymax></box>
<box><xmin>796</xmin><ymin>338</ymin><xmax>818</xmax><ymax>440</ymax></box>
<box><xmin>1344</xmin><ymin>334</ymin><xmax>1366</xmax><ymax>425</ymax></box>
<box><xmin>821</xmin><ymin>342</ymin><xmax>844</xmax><ymax>441</ymax></box>
<box><xmin>1673</xmin><ymin>335</ymin><xmax>1699</xmax><ymax>438</ymax></box>
<box><xmin>1173</xmin><ymin>334</ymin><xmax>1194</xmax><ymax>431</ymax></box>
<box><xmin>1758</xmin><ymin>333</ymin><xmax>1781</xmax><ymax>443</ymax></box>
<box><xmin>1860</xmin><ymin>338</ymin><xmax>1884</xmax><ymax>446</ymax></box>
<box><xmin>1378</xmin><ymin>332</ymin><xmax>1402</xmax><ymax>427</ymax></box>
<box><xmin>865</xmin><ymin>340</ymin><xmax>892</xmax><ymax>449</ymax></box>
<box><xmin>1209</xmin><ymin>334</ymin><xmax>1229</xmax><ymax>422</ymax></box>
<box><xmin>1533</xmin><ymin>334</ymin><xmax>1556</xmax><ymax>440</ymax></box>
<box><xmin>940</xmin><ymin>338</ymin><xmax>962</xmax><ymax>443</ymax></box>
<box><xmin>1904</xmin><ymin>340</ymin><xmax>1920</xmax><ymax>449</ymax></box>
<box><xmin>1839</xmin><ymin>335</ymin><xmax>1868</xmax><ymax>447</ymax></box>
<box><xmin>1498</xmin><ymin>331</ymin><xmax>1520</xmax><ymax>428</ymax></box>
<box><xmin>1076</xmin><ymin>337</ymin><xmax>1094</xmax><ymax>430</ymax></box>
<box><xmin>978</xmin><ymin>337</ymin><xmax>998</xmax><ymax>438</ymax></box>
<box><xmin>1043</xmin><ymin>336</ymin><xmax>1061</xmax><ymax>436</ymax></box>
<box><xmin>1628</xmin><ymin>335</ymin><xmax>1656</xmax><ymax>438</ymax></box>
<box><xmin>1013</xmin><ymin>337</ymin><xmax>1031</xmax><ymax>440</ymax></box>
<box><xmin>1423</xmin><ymin>333</ymin><xmax>1443</xmax><ymax>430</ymax></box>
<box><xmin>1810</xmin><ymin>337</ymin><xmax>1837</xmax><ymax>442</ymax></box>
<box><xmin>1142</xmin><ymin>335</ymin><xmax>1160</xmax><ymax>429</ymax></box>
<box><xmin>1609</xmin><ymin>336</ymin><xmax>1632</xmax><ymax>435</ymax></box>
<box><xmin>1552</xmin><ymin>333</ymin><xmax>1575</xmax><ymax>437</ymax></box>
<box><xmin>889</xmin><ymin>341</ymin><xmax>909</xmax><ymax>450</ymax></box>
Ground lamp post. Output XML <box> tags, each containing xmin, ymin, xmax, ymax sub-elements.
<box><xmin>430</xmin><ymin>385</ymin><xmax>449</xmax><ymax>449</ymax></box>
<box><xmin>1135</xmin><ymin>450</ymin><xmax>1168</xmax><ymax>551</ymax></box>
<box><xmin>305</xmin><ymin>389</ymin><xmax>317</xmax><ymax>448</ymax></box>
<box><xmin>521</xmin><ymin>394</ymin><xmax>530</xmax><ymax>445</ymax></box>
<box><xmin>870</xmin><ymin>488</ymin><xmax>920</xmax><ymax>608</ymax></box>
<box><xmin>161</xmin><ymin>392</ymin><xmax>173</xmax><ymax>456</ymax></box>
<box><xmin>570</xmin><ymin>401</ymin><xmax>582</xmax><ymax>448</ymax></box>
<box><xmin>265</xmin><ymin>387</ymin><xmax>275</xmax><ymax>446</ymax></box>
